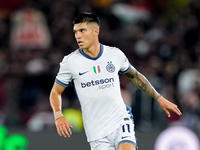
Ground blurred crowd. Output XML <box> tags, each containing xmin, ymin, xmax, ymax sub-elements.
<box><xmin>0</xmin><ymin>0</ymin><xmax>200</xmax><ymax>132</ymax></box>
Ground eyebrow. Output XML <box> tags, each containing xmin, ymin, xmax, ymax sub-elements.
<box><xmin>73</xmin><ymin>28</ymin><xmax>86</xmax><ymax>33</ymax></box>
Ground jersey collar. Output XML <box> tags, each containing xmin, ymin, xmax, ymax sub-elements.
<box><xmin>79</xmin><ymin>44</ymin><xmax>104</xmax><ymax>60</ymax></box>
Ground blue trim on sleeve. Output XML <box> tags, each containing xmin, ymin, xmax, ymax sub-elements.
<box><xmin>55</xmin><ymin>78</ymin><xmax>68</xmax><ymax>87</ymax></box>
<box><xmin>119</xmin><ymin>63</ymin><xmax>131</xmax><ymax>74</ymax></box>
<box><xmin>79</xmin><ymin>44</ymin><xmax>104</xmax><ymax>60</ymax></box>
<box><xmin>118</xmin><ymin>140</ymin><xmax>138</xmax><ymax>150</ymax></box>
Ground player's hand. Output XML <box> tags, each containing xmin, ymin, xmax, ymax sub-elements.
<box><xmin>55</xmin><ymin>117</ymin><xmax>73</xmax><ymax>138</ymax></box>
<box><xmin>157</xmin><ymin>96</ymin><xmax>182</xmax><ymax>117</ymax></box>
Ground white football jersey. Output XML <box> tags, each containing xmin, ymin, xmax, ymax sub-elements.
<box><xmin>56</xmin><ymin>44</ymin><xmax>132</xmax><ymax>142</ymax></box>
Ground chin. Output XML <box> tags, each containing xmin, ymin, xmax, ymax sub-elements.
<box><xmin>79</xmin><ymin>45</ymin><xmax>88</xmax><ymax>50</ymax></box>
<box><xmin>79</xmin><ymin>45</ymin><xmax>84</xmax><ymax>49</ymax></box>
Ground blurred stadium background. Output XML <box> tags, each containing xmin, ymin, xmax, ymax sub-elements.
<box><xmin>0</xmin><ymin>0</ymin><xmax>200</xmax><ymax>149</ymax></box>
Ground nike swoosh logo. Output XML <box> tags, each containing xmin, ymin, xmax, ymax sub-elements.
<box><xmin>79</xmin><ymin>71</ymin><xmax>89</xmax><ymax>76</ymax></box>
<box><xmin>121</xmin><ymin>136</ymin><xmax>131</xmax><ymax>139</ymax></box>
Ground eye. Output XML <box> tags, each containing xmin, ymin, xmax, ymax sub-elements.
<box><xmin>80</xmin><ymin>29</ymin><xmax>85</xmax><ymax>33</ymax></box>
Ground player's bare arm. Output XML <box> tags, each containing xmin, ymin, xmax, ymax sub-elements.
<box><xmin>125</xmin><ymin>65</ymin><xmax>161</xmax><ymax>100</ymax></box>
<box><xmin>125</xmin><ymin>65</ymin><xmax>182</xmax><ymax>117</ymax></box>
<box><xmin>50</xmin><ymin>82</ymin><xmax>73</xmax><ymax>137</ymax></box>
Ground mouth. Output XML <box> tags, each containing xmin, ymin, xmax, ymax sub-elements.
<box><xmin>77</xmin><ymin>41</ymin><xmax>83</xmax><ymax>46</ymax></box>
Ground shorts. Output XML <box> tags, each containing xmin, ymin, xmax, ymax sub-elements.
<box><xmin>89</xmin><ymin>117</ymin><xmax>138</xmax><ymax>150</ymax></box>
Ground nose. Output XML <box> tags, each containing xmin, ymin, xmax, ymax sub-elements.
<box><xmin>75</xmin><ymin>32</ymin><xmax>81</xmax><ymax>39</ymax></box>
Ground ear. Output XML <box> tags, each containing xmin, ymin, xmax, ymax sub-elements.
<box><xmin>94</xmin><ymin>28</ymin><xmax>99</xmax><ymax>36</ymax></box>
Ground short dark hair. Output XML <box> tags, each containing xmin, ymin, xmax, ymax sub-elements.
<box><xmin>73</xmin><ymin>12</ymin><xmax>100</xmax><ymax>26</ymax></box>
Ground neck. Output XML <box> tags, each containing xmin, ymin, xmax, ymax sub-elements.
<box><xmin>83</xmin><ymin>42</ymin><xmax>101</xmax><ymax>58</ymax></box>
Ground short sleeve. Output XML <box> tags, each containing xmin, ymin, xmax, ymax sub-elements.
<box><xmin>55</xmin><ymin>57</ymin><xmax>72</xmax><ymax>87</ymax></box>
<box><xmin>118</xmin><ymin>50</ymin><xmax>131</xmax><ymax>74</ymax></box>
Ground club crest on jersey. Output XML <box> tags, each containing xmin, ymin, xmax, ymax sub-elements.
<box><xmin>93</xmin><ymin>65</ymin><xmax>101</xmax><ymax>74</ymax></box>
<box><xmin>106</xmin><ymin>61</ymin><xmax>115</xmax><ymax>73</ymax></box>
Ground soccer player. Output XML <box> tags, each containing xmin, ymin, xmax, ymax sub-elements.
<box><xmin>50</xmin><ymin>12</ymin><xmax>182</xmax><ymax>150</ymax></box>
